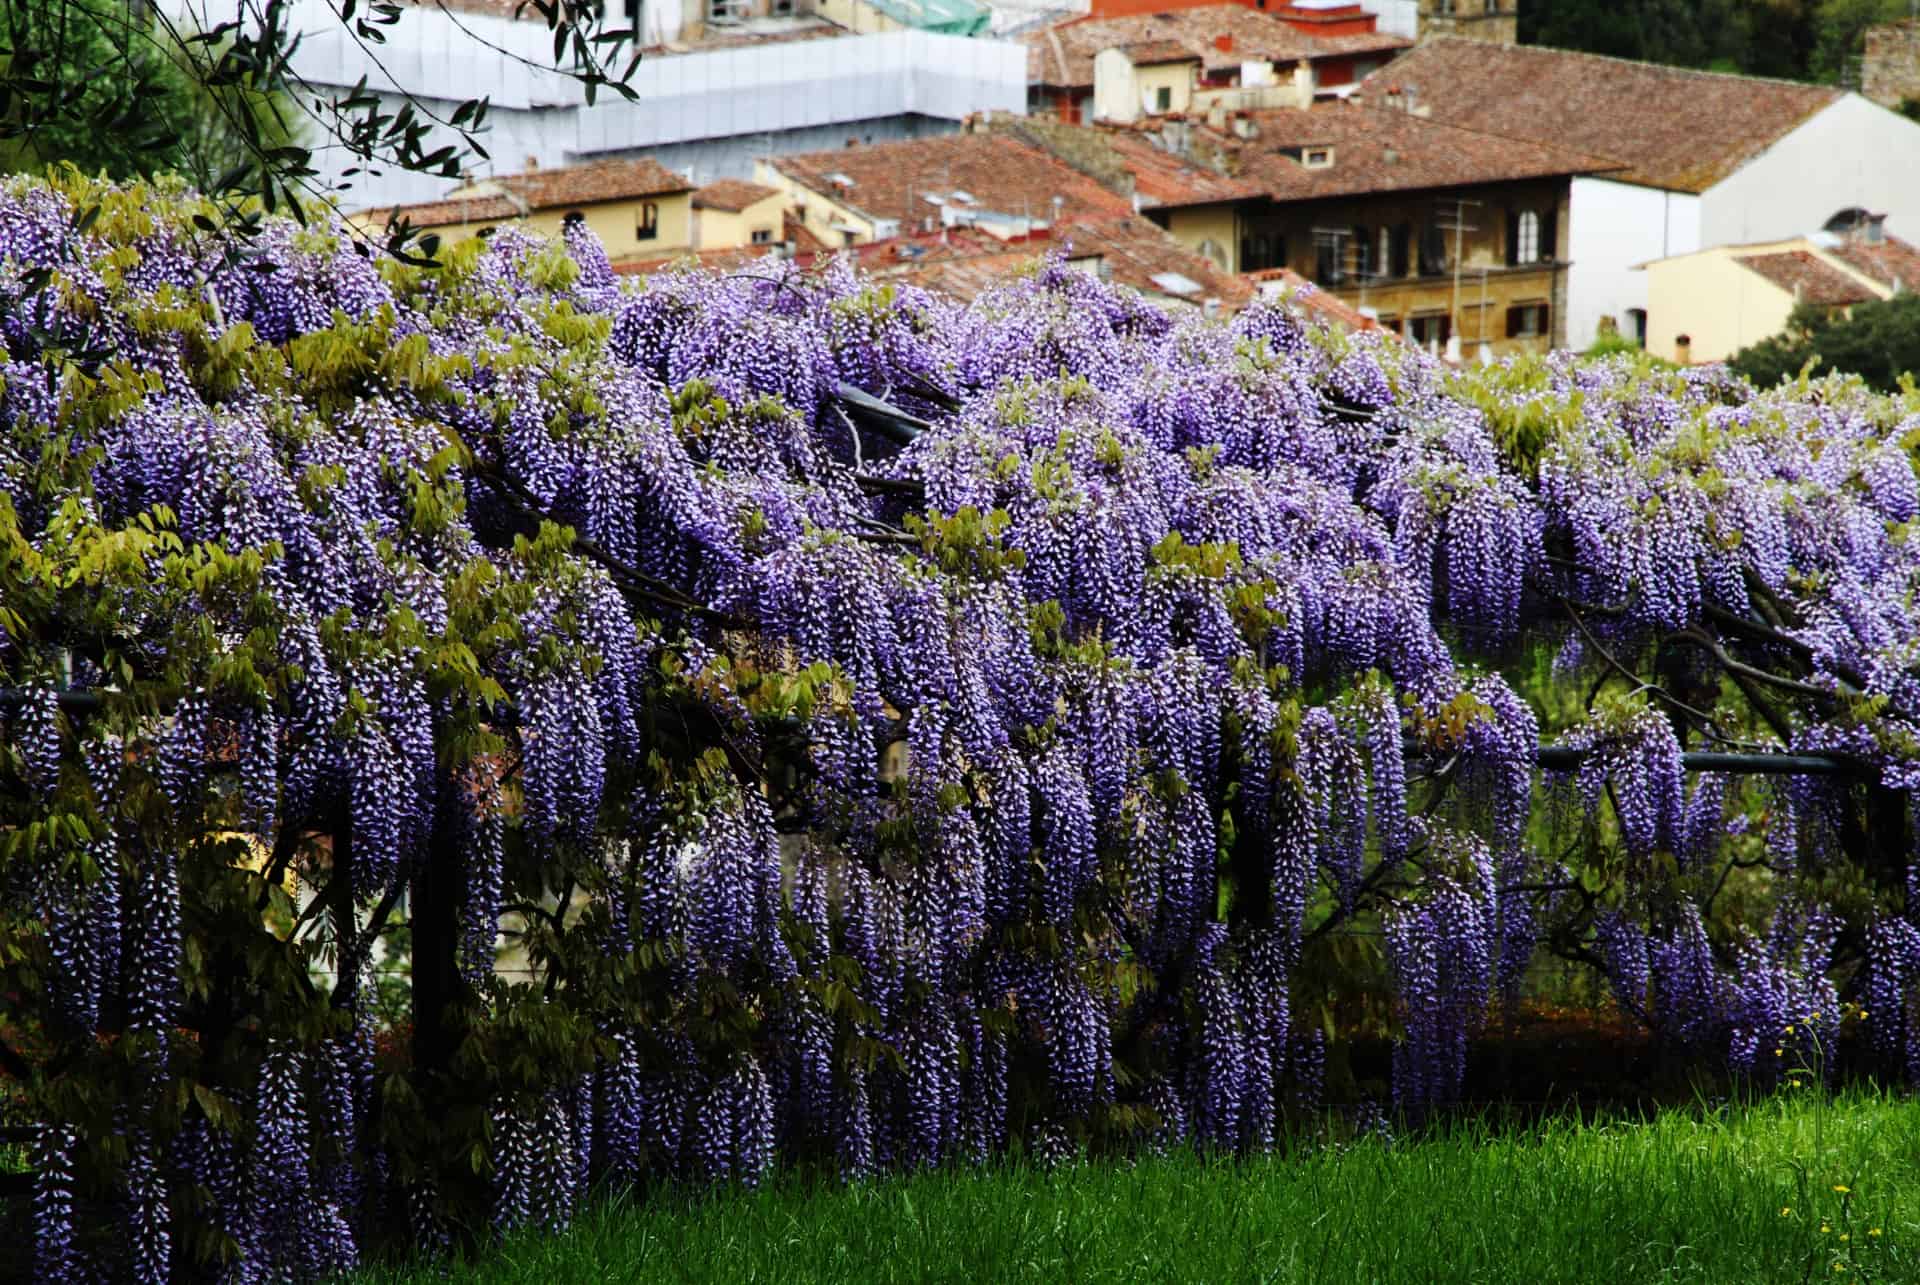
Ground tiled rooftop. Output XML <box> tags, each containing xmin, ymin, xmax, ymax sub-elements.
<box><xmin>1120</xmin><ymin>39</ymin><xmax>1203</xmax><ymax>66</ymax></box>
<box><xmin>1827</xmin><ymin>234</ymin><xmax>1920</xmax><ymax>292</ymax></box>
<box><xmin>1246</xmin><ymin>266</ymin><xmax>1390</xmax><ymax>332</ymax></box>
<box><xmin>693</xmin><ymin>179</ymin><xmax>782</xmax><ymax>212</ymax></box>
<box><xmin>356</xmin><ymin>193</ymin><xmax>523</xmax><ymax>229</ymax></box>
<box><xmin>768</xmin><ymin>133</ymin><xmax>1135</xmax><ymax>231</ymax></box>
<box><xmin>1358</xmin><ymin>39</ymin><xmax>1841</xmax><ymax>193</ymax></box>
<box><xmin>1735</xmin><ymin>250</ymin><xmax>1877</xmax><ymax>305</ymax></box>
<box><xmin>1226</xmin><ymin>102</ymin><xmax>1615</xmax><ymax>201</ymax></box>
<box><xmin>481</xmin><ymin>156</ymin><xmax>693</xmax><ymax>208</ymax></box>
<box><xmin>857</xmin><ymin>216</ymin><xmax>1254</xmax><ymax>308</ymax></box>
<box><xmin>1025</xmin><ymin>5</ymin><xmax>1408</xmax><ymax>90</ymax></box>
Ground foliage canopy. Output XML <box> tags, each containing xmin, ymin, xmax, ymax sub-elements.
<box><xmin>2</xmin><ymin>174</ymin><xmax>1919</xmax><ymax>1280</ymax></box>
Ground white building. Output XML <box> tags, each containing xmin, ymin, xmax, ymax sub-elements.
<box><xmin>167</xmin><ymin>0</ymin><xmax>1027</xmax><ymax>209</ymax></box>
<box><xmin>1360</xmin><ymin>39</ymin><xmax>1920</xmax><ymax>350</ymax></box>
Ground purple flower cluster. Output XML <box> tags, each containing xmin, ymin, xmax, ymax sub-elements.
<box><xmin>5</xmin><ymin>171</ymin><xmax>1920</xmax><ymax>1276</ymax></box>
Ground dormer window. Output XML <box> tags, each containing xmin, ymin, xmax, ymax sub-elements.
<box><xmin>1304</xmin><ymin>147</ymin><xmax>1333</xmax><ymax>169</ymax></box>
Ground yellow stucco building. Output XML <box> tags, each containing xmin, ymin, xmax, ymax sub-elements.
<box><xmin>356</xmin><ymin>157</ymin><xmax>695</xmax><ymax>265</ymax></box>
<box><xmin>1641</xmin><ymin>231</ymin><xmax>1918</xmax><ymax>364</ymax></box>
<box><xmin>692</xmin><ymin>180</ymin><xmax>789</xmax><ymax>251</ymax></box>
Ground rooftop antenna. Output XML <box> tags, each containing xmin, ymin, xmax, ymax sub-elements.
<box><xmin>1435</xmin><ymin>196</ymin><xmax>1483</xmax><ymax>353</ymax></box>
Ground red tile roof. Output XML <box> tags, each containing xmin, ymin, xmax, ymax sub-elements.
<box><xmin>1735</xmin><ymin>250</ymin><xmax>1877</xmax><ymax>305</ymax></box>
<box><xmin>1101</xmin><ymin>131</ymin><xmax>1270</xmax><ymax>206</ymax></box>
<box><xmin>356</xmin><ymin>193</ymin><xmax>523</xmax><ymax>229</ymax></box>
<box><xmin>768</xmin><ymin>134</ymin><xmax>1135</xmax><ymax>232</ymax></box>
<box><xmin>1121</xmin><ymin>39</ymin><xmax>1203</xmax><ymax>66</ymax></box>
<box><xmin>1359</xmin><ymin>39</ymin><xmax>1841</xmax><ymax>193</ymax></box>
<box><xmin>1827</xmin><ymin>234</ymin><xmax>1920</xmax><ymax>292</ymax></box>
<box><xmin>1229</xmin><ymin>102</ymin><xmax>1618</xmax><ymax>201</ymax></box>
<box><xmin>857</xmin><ymin>217</ymin><xmax>1254</xmax><ymax>309</ymax></box>
<box><xmin>693</xmin><ymin>179</ymin><xmax>781</xmax><ymax>212</ymax></box>
<box><xmin>484</xmin><ymin>156</ymin><xmax>693</xmax><ymax>208</ymax></box>
<box><xmin>1246</xmin><ymin>266</ymin><xmax>1388</xmax><ymax>333</ymax></box>
<box><xmin>1025</xmin><ymin>5</ymin><xmax>1408</xmax><ymax>90</ymax></box>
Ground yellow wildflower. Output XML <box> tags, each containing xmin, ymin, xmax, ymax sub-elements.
<box><xmin>1870</xmin><ymin>1229</ymin><xmax>1883</xmax><ymax>1238</ymax></box>
<box><xmin>1835</xmin><ymin>1185</ymin><xmax>1851</xmax><ymax>1194</ymax></box>
<box><xmin>1781</xmin><ymin>1207</ymin><xmax>1793</xmax><ymax>1217</ymax></box>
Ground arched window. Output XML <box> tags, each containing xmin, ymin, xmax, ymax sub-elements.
<box><xmin>1515</xmin><ymin>210</ymin><xmax>1540</xmax><ymax>264</ymax></box>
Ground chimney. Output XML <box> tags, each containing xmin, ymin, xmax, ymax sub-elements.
<box><xmin>525</xmin><ymin>155</ymin><xmax>540</xmax><ymax>171</ymax></box>
<box><xmin>1215</xmin><ymin>33</ymin><xmax>1233</xmax><ymax>52</ymax></box>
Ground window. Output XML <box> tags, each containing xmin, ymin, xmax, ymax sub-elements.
<box><xmin>1240</xmin><ymin>232</ymin><xmax>1284</xmax><ymax>272</ymax></box>
<box><xmin>1408</xmin><ymin>313</ymin><xmax>1451</xmax><ymax>348</ymax></box>
<box><xmin>1627</xmin><ymin>308</ymin><xmax>1648</xmax><ymax>344</ymax></box>
<box><xmin>1511</xmin><ymin>210</ymin><xmax>1540</xmax><ymax>265</ymax></box>
<box><xmin>1316</xmin><ymin>235</ymin><xmax>1346</xmax><ymax>285</ymax></box>
<box><xmin>636</xmin><ymin>202</ymin><xmax>658</xmax><ymax>242</ymax></box>
<box><xmin>1418</xmin><ymin>223</ymin><xmax>1448</xmax><ymax>276</ymax></box>
<box><xmin>751</xmin><ymin>228</ymin><xmax>773</xmax><ymax>245</ymax></box>
<box><xmin>1389</xmin><ymin>223</ymin><xmax>1412</xmax><ymax>278</ymax></box>
<box><xmin>1351</xmin><ymin>225</ymin><xmax>1371</xmax><ymax>278</ymax></box>
<box><xmin>563</xmin><ymin>209</ymin><xmax>587</xmax><ymax>227</ymax></box>
<box><xmin>1154</xmin><ymin>86</ymin><xmax>1172</xmax><ymax>113</ymax></box>
<box><xmin>1506</xmin><ymin>302</ymin><xmax>1550</xmax><ymax>339</ymax></box>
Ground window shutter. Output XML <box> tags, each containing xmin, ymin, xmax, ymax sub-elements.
<box><xmin>1541</xmin><ymin>206</ymin><xmax>1558</xmax><ymax>262</ymax></box>
<box><xmin>1351</xmin><ymin>225</ymin><xmax>1368</xmax><ymax>276</ymax></box>
<box><xmin>1506</xmin><ymin>305</ymin><xmax>1522</xmax><ymax>338</ymax></box>
<box><xmin>1539</xmin><ymin>303</ymin><xmax>1552</xmax><ymax>340</ymax></box>
<box><xmin>1505</xmin><ymin>210</ymin><xmax>1520</xmax><ymax>267</ymax></box>
<box><xmin>1390</xmin><ymin>224</ymin><xmax>1410</xmax><ymax>277</ymax></box>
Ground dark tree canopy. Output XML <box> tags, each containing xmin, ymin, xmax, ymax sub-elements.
<box><xmin>1728</xmin><ymin>291</ymin><xmax>1920</xmax><ymax>392</ymax></box>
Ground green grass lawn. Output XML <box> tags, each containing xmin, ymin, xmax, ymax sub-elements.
<box><xmin>362</xmin><ymin>1090</ymin><xmax>1920</xmax><ymax>1284</ymax></box>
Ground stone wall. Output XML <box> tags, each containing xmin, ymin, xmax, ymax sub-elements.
<box><xmin>1864</xmin><ymin>21</ymin><xmax>1920</xmax><ymax>111</ymax></box>
<box><xmin>1417</xmin><ymin>0</ymin><xmax>1519</xmax><ymax>44</ymax></box>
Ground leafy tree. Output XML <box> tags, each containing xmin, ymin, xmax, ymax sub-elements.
<box><xmin>0</xmin><ymin>0</ymin><xmax>300</xmax><ymax>187</ymax></box>
<box><xmin>0</xmin><ymin>0</ymin><xmax>642</xmax><ymax>252</ymax></box>
<box><xmin>1728</xmin><ymin>291</ymin><xmax>1920</xmax><ymax>390</ymax></box>
<box><xmin>1810</xmin><ymin>0</ymin><xmax>1910</xmax><ymax>83</ymax></box>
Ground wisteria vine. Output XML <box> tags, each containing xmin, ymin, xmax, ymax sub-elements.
<box><xmin>1</xmin><ymin>172</ymin><xmax>1918</xmax><ymax>1280</ymax></box>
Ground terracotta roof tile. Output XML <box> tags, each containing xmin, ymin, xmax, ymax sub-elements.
<box><xmin>1024</xmin><ymin>5</ymin><xmax>1408</xmax><ymax>89</ymax></box>
<box><xmin>483</xmin><ymin>156</ymin><xmax>693</xmax><ymax>208</ymax></box>
<box><xmin>693</xmin><ymin>179</ymin><xmax>781</xmax><ymax>212</ymax></box>
<box><xmin>1121</xmin><ymin>39</ymin><xmax>1202</xmax><ymax>66</ymax></box>
<box><xmin>852</xmin><ymin>216</ymin><xmax>1251</xmax><ymax>308</ymax></box>
<box><xmin>1359</xmin><ymin>39</ymin><xmax>1841</xmax><ymax>193</ymax></box>
<box><xmin>1229</xmin><ymin>102</ymin><xmax>1617</xmax><ymax>200</ymax></box>
<box><xmin>769</xmin><ymin>134</ymin><xmax>1134</xmax><ymax>232</ymax></box>
<box><xmin>1101</xmin><ymin>132</ymin><xmax>1269</xmax><ymax>206</ymax></box>
<box><xmin>1246</xmin><ymin>266</ymin><xmax>1387</xmax><ymax>332</ymax></box>
<box><xmin>355</xmin><ymin>193</ymin><xmax>523</xmax><ymax>228</ymax></box>
<box><xmin>1827</xmin><ymin>235</ymin><xmax>1920</xmax><ymax>292</ymax></box>
<box><xmin>1735</xmin><ymin>250</ymin><xmax>1877</xmax><ymax>305</ymax></box>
